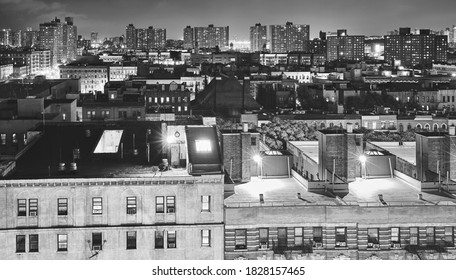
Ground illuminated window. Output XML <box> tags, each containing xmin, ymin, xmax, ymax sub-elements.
<box><xmin>57</xmin><ymin>234</ymin><xmax>68</xmax><ymax>252</ymax></box>
<box><xmin>155</xmin><ymin>196</ymin><xmax>164</xmax><ymax>213</ymax></box>
<box><xmin>126</xmin><ymin>231</ymin><xmax>136</xmax><ymax>250</ymax></box>
<box><xmin>167</xmin><ymin>231</ymin><xmax>176</xmax><ymax>248</ymax></box>
<box><xmin>57</xmin><ymin>198</ymin><xmax>68</xmax><ymax>216</ymax></box>
<box><xmin>1</xmin><ymin>133</ymin><xmax>6</xmax><ymax>145</ymax></box>
<box><xmin>294</xmin><ymin>227</ymin><xmax>303</xmax><ymax>247</ymax></box>
<box><xmin>410</xmin><ymin>227</ymin><xmax>419</xmax><ymax>246</ymax></box>
<box><xmin>445</xmin><ymin>227</ymin><xmax>454</xmax><ymax>247</ymax></box>
<box><xmin>201</xmin><ymin>229</ymin><xmax>211</xmax><ymax>247</ymax></box>
<box><xmin>17</xmin><ymin>199</ymin><xmax>26</xmax><ymax>216</ymax></box>
<box><xmin>201</xmin><ymin>195</ymin><xmax>210</xmax><ymax>212</ymax></box>
<box><xmin>126</xmin><ymin>197</ymin><xmax>137</xmax><ymax>215</ymax></box>
<box><xmin>29</xmin><ymin>199</ymin><xmax>38</xmax><ymax>216</ymax></box>
<box><xmin>426</xmin><ymin>227</ymin><xmax>435</xmax><ymax>246</ymax></box>
<box><xmin>92</xmin><ymin>197</ymin><xmax>102</xmax><ymax>215</ymax></box>
<box><xmin>166</xmin><ymin>196</ymin><xmax>175</xmax><ymax>213</ymax></box>
<box><xmin>391</xmin><ymin>227</ymin><xmax>400</xmax><ymax>247</ymax></box>
<box><xmin>195</xmin><ymin>139</ymin><xmax>211</xmax><ymax>152</ymax></box>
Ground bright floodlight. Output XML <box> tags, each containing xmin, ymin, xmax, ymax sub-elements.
<box><xmin>359</xmin><ymin>155</ymin><xmax>367</xmax><ymax>163</ymax></box>
<box><xmin>452</xmin><ymin>73</ymin><xmax>456</xmax><ymax>77</ymax></box>
<box><xmin>166</xmin><ymin>136</ymin><xmax>174</xmax><ymax>144</ymax></box>
<box><xmin>253</xmin><ymin>154</ymin><xmax>261</xmax><ymax>163</ymax></box>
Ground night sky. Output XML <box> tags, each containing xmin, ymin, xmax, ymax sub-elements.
<box><xmin>0</xmin><ymin>0</ymin><xmax>455</xmax><ymax>40</ymax></box>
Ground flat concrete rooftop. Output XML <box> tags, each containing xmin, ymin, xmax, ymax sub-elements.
<box><xmin>370</xmin><ymin>141</ymin><xmax>416</xmax><ymax>165</ymax></box>
<box><xmin>225</xmin><ymin>176</ymin><xmax>456</xmax><ymax>207</ymax></box>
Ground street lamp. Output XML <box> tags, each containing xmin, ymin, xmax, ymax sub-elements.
<box><xmin>359</xmin><ymin>155</ymin><xmax>367</xmax><ymax>179</ymax></box>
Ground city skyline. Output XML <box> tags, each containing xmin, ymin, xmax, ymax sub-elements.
<box><xmin>1</xmin><ymin>0</ymin><xmax>456</xmax><ymax>40</ymax></box>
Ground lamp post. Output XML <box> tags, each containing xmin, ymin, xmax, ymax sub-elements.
<box><xmin>359</xmin><ymin>155</ymin><xmax>367</xmax><ymax>179</ymax></box>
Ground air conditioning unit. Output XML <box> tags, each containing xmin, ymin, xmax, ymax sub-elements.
<box><xmin>260</xmin><ymin>244</ymin><xmax>268</xmax><ymax>250</ymax></box>
<box><xmin>92</xmin><ymin>245</ymin><xmax>101</xmax><ymax>251</ymax></box>
<box><xmin>336</xmin><ymin>242</ymin><xmax>346</xmax><ymax>247</ymax></box>
<box><xmin>392</xmin><ymin>243</ymin><xmax>401</xmax><ymax>249</ymax></box>
<box><xmin>367</xmin><ymin>242</ymin><xmax>373</xmax><ymax>248</ymax></box>
<box><xmin>373</xmin><ymin>244</ymin><xmax>380</xmax><ymax>249</ymax></box>
<box><xmin>29</xmin><ymin>212</ymin><xmax>37</xmax><ymax>216</ymax></box>
<box><xmin>314</xmin><ymin>243</ymin><xmax>323</xmax><ymax>248</ymax></box>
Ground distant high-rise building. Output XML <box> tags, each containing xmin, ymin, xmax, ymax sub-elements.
<box><xmin>184</xmin><ymin>25</ymin><xmax>229</xmax><ymax>50</ymax></box>
<box><xmin>126</xmin><ymin>24</ymin><xmax>136</xmax><ymax>49</ymax></box>
<box><xmin>12</xmin><ymin>30</ymin><xmax>22</xmax><ymax>47</ymax></box>
<box><xmin>0</xmin><ymin>29</ymin><xmax>12</xmax><ymax>46</ymax></box>
<box><xmin>126</xmin><ymin>24</ymin><xmax>166</xmax><ymax>50</ymax></box>
<box><xmin>22</xmin><ymin>27</ymin><xmax>38</xmax><ymax>47</ymax></box>
<box><xmin>269</xmin><ymin>22</ymin><xmax>310</xmax><ymax>53</ymax></box>
<box><xmin>250</xmin><ymin>23</ymin><xmax>267</xmax><ymax>52</ymax></box>
<box><xmin>63</xmin><ymin>17</ymin><xmax>77</xmax><ymax>62</ymax></box>
<box><xmin>183</xmin><ymin>26</ymin><xmax>194</xmax><ymax>50</ymax></box>
<box><xmin>326</xmin><ymin>29</ymin><xmax>364</xmax><ymax>61</ymax></box>
<box><xmin>90</xmin><ymin>32</ymin><xmax>98</xmax><ymax>44</ymax></box>
<box><xmin>384</xmin><ymin>28</ymin><xmax>448</xmax><ymax>66</ymax></box>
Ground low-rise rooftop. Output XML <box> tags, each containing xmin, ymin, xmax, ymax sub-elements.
<box><xmin>369</xmin><ymin>141</ymin><xmax>416</xmax><ymax>164</ymax></box>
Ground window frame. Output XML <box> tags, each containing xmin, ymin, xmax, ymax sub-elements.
<box><xmin>155</xmin><ymin>231</ymin><xmax>164</xmax><ymax>249</ymax></box>
<box><xmin>57</xmin><ymin>198</ymin><xmax>68</xmax><ymax>216</ymax></box>
<box><xmin>155</xmin><ymin>196</ymin><xmax>164</xmax><ymax>213</ymax></box>
<box><xmin>29</xmin><ymin>234</ymin><xmax>39</xmax><ymax>253</ymax></box>
<box><xmin>167</xmin><ymin>231</ymin><xmax>176</xmax><ymax>249</ymax></box>
<box><xmin>16</xmin><ymin>235</ymin><xmax>26</xmax><ymax>253</ymax></box>
<box><xmin>126</xmin><ymin>231</ymin><xmax>137</xmax><ymax>250</ymax></box>
<box><xmin>126</xmin><ymin>196</ymin><xmax>137</xmax><ymax>215</ymax></box>
<box><xmin>426</xmin><ymin>227</ymin><xmax>435</xmax><ymax>246</ymax></box>
<box><xmin>92</xmin><ymin>197</ymin><xmax>103</xmax><ymax>215</ymax></box>
<box><xmin>313</xmin><ymin>227</ymin><xmax>323</xmax><ymax>244</ymax></box>
<box><xmin>166</xmin><ymin>196</ymin><xmax>175</xmax><ymax>213</ymax></box>
<box><xmin>294</xmin><ymin>227</ymin><xmax>303</xmax><ymax>247</ymax></box>
<box><xmin>29</xmin><ymin>199</ymin><xmax>38</xmax><ymax>216</ymax></box>
<box><xmin>391</xmin><ymin>227</ymin><xmax>400</xmax><ymax>247</ymax></box>
<box><xmin>335</xmin><ymin>227</ymin><xmax>347</xmax><ymax>247</ymax></box>
<box><xmin>57</xmin><ymin>234</ymin><xmax>68</xmax><ymax>252</ymax></box>
<box><xmin>278</xmin><ymin>227</ymin><xmax>287</xmax><ymax>250</ymax></box>
<box><xmin>235</xmin><ymin>229</ymin><xmax>247</xmax><ymax>250</ymax></box>
<box><xmin>445</xmin><ymin>226</ymin><xmax>454</xmax><ymax>247</ymax></box>
<box><xmin>259</xmin><ymin>228</ymin><xmax>269</xmax><ymax>248</ymax></box>
<box><xmin>92</xmin><ymin>232</ymin><xmax>103</xmax><ymax>250</ymax></box>
<box><xmin>201</xmin><ymin>195</ymin><xmax>210</xmax><ymax>212</ymax></box>
<box><xmin>410</xmin><ymin>227</ymin><xmax>419</xmax><ymax>246</ymax></box>
<box><xmin>17</xmin><ymin>199</ymin><xmax>27</xmax><ymax>217</ymax></box>
<box><xmin>201</xmin><ymin>229</ymin><xmax>211</xmax><ymax>247</ymax></box>
<box><xmin>367</xmin><ymin>228</ymin><xmax>379</xmax><ymax>248</ymax></box>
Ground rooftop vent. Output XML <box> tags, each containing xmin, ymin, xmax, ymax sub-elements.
<box><xmin>259</xmin><ymin>194</ymin><xmax>264</xmax><ymax>204</ymax></box>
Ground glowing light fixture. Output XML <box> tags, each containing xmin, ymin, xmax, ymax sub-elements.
<box><xmin>253</xmin><ymin>154</ymin><xmax>261</xmax><ymax>163</ymax></box>
<box><xmin>359</xmin><ymin>155</ymin><xmax>367</xmax><ymax>164</ymax></box>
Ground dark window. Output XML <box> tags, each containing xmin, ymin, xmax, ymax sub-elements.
<box><xmin>426</xmin><ymin>227</ymin><xmax>435</xmax><ymax>246</ymax></box>
<box><xmin>410</xmin><ymin>227</ymin><xmax>419</xmax><ymax>246</ymax></box>
<box><xmin>294</xmin><ymin>227</ymin><xmax>303</xmax><ymax>247</ymax></box>
<box><xmin>335</xmin><ymin>227</ymin><xmax>347</xmax><ymax>247</ymax></box>
<box><xmin>259</xmin><ymin>228</ymin><xmax>269</xmax><ymax>248</ymax></box>
<box><xmin>167</xmin><ymin>231</ymin><xmax>176</xmax><ymax>249</ymax></box>
<box><xmin>445</xmin><ymin>227</ymin><xmax>454</xmax><ymax>247</ymax></box>
<box><xmin>58</xmin><ymin>198</ymin><xmax>68</xmax><ymax>216</ymax></box>
<box><xmin>92</xmin><ymin>232</ymin><xmax>103</xmax><ymax>250</ymax></box>
<box><xmin>251</xmin><ymin>137</ymin><xmax>256</xmax><ymax>146</ymax></box>
<box><xmin>92</xmin><ymin>197</ymin><xmax>102</xmax><ymax>215</ymax></box>
<box><xmin>57</xmin><ymin>234</ymin><xmax>68</xmax><ymax>252</ymax></box>
<box><xmin>29</xmin><ymin>199</ymin><xmax>38</xmax><ymax>216</ymax></box>
<box><xmin>201</xmin><ymin>230</ymin><xmax>211</xmax><ymax>247</ymax></box>
<box><xmin>29</xmin><ymin>234</ymin><xmax>39</xmax><ymax>252</ymax></box>
<box><xmin>126</xmin><ymin>231</ymin><xmax>136</xmax><ymax>250</ymax></box>
<box><xmin>18</xmin><ymin>199</ymin><xmax>26</xmax><ymax>216</ymax></box>
<box><xmin>278</xmin><ymin>228</ymin><xmax>287</xmax><ymax>250</ymax></box>
<box><xmin>166</xmin><ymin>196</ymin><xmax>175</xmax><ymax>213</ymax></box>
<box><xmin>156</xmin><ymin>196</ymin><xmax>164</xmax><ymax>213</ymax></box>
<box><xmin>201</xmin><ymin>195</ymin><xmax>210</xmax><ymax>212</ymax></box>
<box><xmin>235</xmin><ymin>229</ymin><xmax>247</xmax><ymax>250</ymax></box>
<box><xmin>391</xmin><ymin>227</ymin><xmax>400</xmax><ymax>247</ymax></box>
<box><xmin>367</xmin><ymin>228</ymin><xmax>379</xmax><ymax>248</ymax></box>
<box><xmin>155</xmin><ymin>231</ymin><xmax>164</xmax><ymax>249</ymax></box>
<box><xmin>126</xmin><ymin>197</ymin><xmax>137</xmax><ymax>215</ymax></box>
<box><xmin>16</xmin><ymin>235</ymin><xmax>26</xmax><ymax>253</ymax></box>
<box><xmin>313</xmin><ymin>227</ymin><xmax>323</xmax><ymax>244</ymax></box>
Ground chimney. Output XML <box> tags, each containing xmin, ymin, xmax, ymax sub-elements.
<box><xmin>449</xmin><ymin>125</ymin><xmax>456</xmax><ymax>136</ymax></box>
<box><xmin>418</xmin><ymin>193</ymin><xmax>423</xmax><ymax>200</ymax></box>
<box><xmin>259</xmin><ymin>194</ymin><xmax>264</xmax><ymax>203</ymax></box>
<box><xmin>346</xmin><ymin>123</ymin><xmax>353</xmax><ymax>133</ymax></box>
